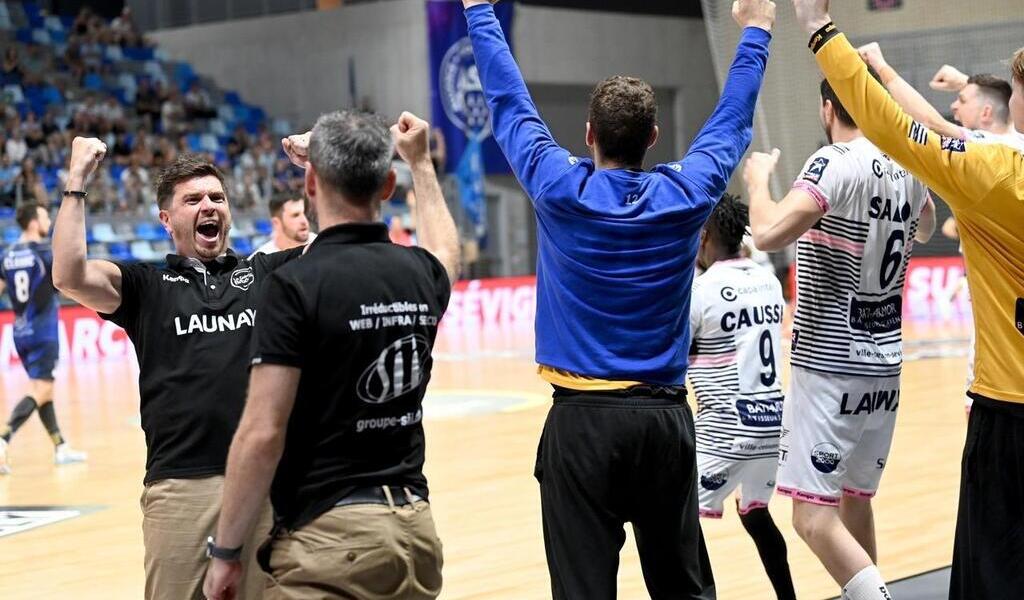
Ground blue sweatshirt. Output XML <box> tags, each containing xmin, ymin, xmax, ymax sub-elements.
<box><xmin>466</xmin><ymin>5</ymin><xmax>771</xmax><ymax>385</ymax></box>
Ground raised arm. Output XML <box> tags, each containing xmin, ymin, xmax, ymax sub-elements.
<box><xmin>793</xmin><ymin>1</ymin><xmax>1014</xmax><ymax>212</ymax></box>
<box><xmin>743</xmin><ymin>148</ymin><xmax>825</xmax><ymax>251</ymax></box>
<box><xmin>392</xmin><ymin>112</ymin><xmax>461</xmax><ymax>284</ymax></box>
<box><xmin>676</xmin><ymin>0</ymin><xmax>775</xmax><ymax>199</ymax></box>
<box><xmin>464</xmin><ymin>1</ymin><xmax>572</xmax><ymax>199</ymax></box>
<box><xmin>52</xmin><ymin>137</ymin><xmax>124</xmax><ymax>314</ymax></box>
<box><xmin>857</xmin><ymin>43</ymin><xmax>963</xmax><ymax>140</ymax></box>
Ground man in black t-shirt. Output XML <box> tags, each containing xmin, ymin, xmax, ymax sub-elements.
<box><xmin>52</xmin><ymin>138</ymin><xmax>298</xmax><ymax>599</ymax></box>
<box><xmin>202</xmin><ymin>111</ymin><xmax>459</xmax><ymax>600</ymax></box>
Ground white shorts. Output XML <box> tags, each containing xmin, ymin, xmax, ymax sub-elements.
<box><xmin>696</xmin><ymin>453</ymin><xmax>778</xmax><ymax>518</ymax></box>
<box><xmin>776</xmin><ymin>366</ymin><xmax>900</xmax><ymax>506</ymax></box>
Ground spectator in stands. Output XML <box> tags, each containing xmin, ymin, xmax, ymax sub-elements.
<box><xmin>135</xmin><ymin>79</ymin><xmax>162</xmax><ymax>126</ymax></box>
<box><xmin>111</xmin><ymin>132</ymin><xmax>133</xmax><ymax>165</ymax></box>
<box><xmin>0</xmin><ymin>154</ymin><xmax>20</xmax><ymax>205</ymax></box>
<box><xmin>160</xmin><ymin>89</ymin><xmax>187</xmax><ymax>136</ymax></box>
<box><xmin>17</xmin><ymin>157</ymin><xmax>49</xmax><ymax>205</ymax></box>
<box><xmin>23</xmin><ymin>112</ymin><xmax>44</xmax><ymax>151</ymax></box>
<box><xmin>21</xmin><ymin>45</ymin><xmax>51</xmax><ymax>83</ymax></box>
<box><xmin>101</xmin><ymin>97</ymin><xmax>127</xmax><ymax>133</ymax></box>
<box><xmin>2</xmin><ymin>47</ymin><xmax>23</xmax><ymax>85</ymax></box>
<box><xmin>40</xmin><ymin>109</ymin><xmax>60</xmax><ymax>138</ymax></box>
<box><xmin>232</xmin><ymin>165</ymin><xmax>262</xmax><ymax>210</ymax></box>
<box><xmin>111</xmin><ymin>8</ymin><xmax>141</xmax><ymax>47</ymax></box>
<box><xmin>119</xmin><ymin>157</ymin><xmax>152</xmax><ymax>212</ymax></box>
<box><xmin>41</xmin><ymin>131</ymin><xmax>67</xmax><ymax>169</ymax></box>
<box><xmin>183</xmin><ymin>81</ymin><xmax>216</xmax><ymax>120</ymax></box>
<box><xmin>6</xmin><ymin>126</ymin><xmax>28</xmax><ymax>163</ymax></box>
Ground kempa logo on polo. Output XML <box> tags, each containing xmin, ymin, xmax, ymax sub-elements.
<box><xmin>174</xmin><ymin>309</ymin><xmax>256</xmax><ymax>336</ymax></box>
<box><xmin>162</xmin><ymin>274</ymin><xmax>188</xmax><ymax>284</ymax></box>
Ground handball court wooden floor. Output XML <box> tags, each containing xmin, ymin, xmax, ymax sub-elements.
<box><xmin>0</xmin><ymin>320</ymin><xmax>970</xmax><ymax>599</ymax></box>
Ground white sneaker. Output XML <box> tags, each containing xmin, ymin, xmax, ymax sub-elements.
<box><xmin>54</xmin><ymin>443</ymin><xmax>87</xmax><ymax>465</ymax></box>
<box><xmin>0</xmin><ymin>439</ymin><xmax>10</xmax><ymax>475</ymax></box>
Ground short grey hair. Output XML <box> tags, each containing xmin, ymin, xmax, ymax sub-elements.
<box><xmin>309</xmin><ymin>110</ymin><xmax>394</xmax><ymax>202</ymax></box>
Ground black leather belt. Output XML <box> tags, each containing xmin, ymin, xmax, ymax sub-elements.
<box><xmin>334</xmin><ymin>486</ymin><xmax>425</xmax><ymax>508</ymax></box>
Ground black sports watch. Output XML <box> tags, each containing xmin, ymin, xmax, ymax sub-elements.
<box><xmin>206</xmin><ymin>536</ymin><xmax>243</xmax><ymax>561</ymax></box>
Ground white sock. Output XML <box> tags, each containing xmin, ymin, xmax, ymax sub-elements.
<box><xmin>842</xmin><ymin>565</ymin><xmax>892</xmax><ymax>600</ymax></box>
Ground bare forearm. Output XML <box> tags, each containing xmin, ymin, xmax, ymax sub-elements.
<box><xmin>881</xmin><ymin>71</ymin><xmax>961</xmax><ymax>139</ymax></box>
<box><xmin>411</xmin><ymin>160</ymin><xmax>460</xmax><ymax>283</ymax></box>
<box><xmin>216</xmin><ymin>427</ymin><xmax>283</xmax><ymax>549</ymax></box>
<box><xmin>747</xmin><ymin>180</ymin><xmax>783</xmax><ymax>251</ymax></box>
<box><xmin>915</xmin><ymin>199</ymin><xmax>937</xmax><ymax>243</ymax></box>
<box><xmin>52</xmin><ymin>188</ymin><xmax>89</xmax><ymax>293</ymax></box>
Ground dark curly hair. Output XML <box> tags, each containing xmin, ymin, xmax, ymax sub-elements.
<box><xmin>588</xmin><ymin>76</ymin><xmax>657</xmax><ymax>167</ymax></box>
<box><xmin>705</xmin><ymin>193</ymin><xmax>749</xmax><ymax>255</ymax></box>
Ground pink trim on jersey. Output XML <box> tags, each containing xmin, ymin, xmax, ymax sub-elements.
<box><xmin>800</xmin><ymin>229</ymin><xmax>865</xmax><ymax>256</ymax></box>
<box><xmin>776</xmin><ymin>485</ymin><xmax>840</xmax><ymax>507</ymax></box>
<box><xmin>737</xmin><ymin>500</ymin><xmax>770</xmax><ymax>515</ymax></box>
<box><xmin>699</xmin><ymin>509</ymin><xmax>724</xmax><ymax>519</ymax></box>
<box><xmin>842</xmin><ymin>486</ymin><xmax>877</xmax><ymax>499</ymax></box>
<box><xmin>793</xmin><ymin>181</ymin><xmax>830</xmax><ymax>213</ymax></box>
<box><xmin>688</xmin><ymin>352</ymin><xmax>738</xmax><ymax>367</ymax></box>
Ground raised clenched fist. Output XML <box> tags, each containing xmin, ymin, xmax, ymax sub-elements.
<box><xmin>391</xmin><ymin>111</ymin><xmax>432</xmax><ymax>168</ymax></box>
<box><xmin>857</xmin><ymin>42</ymin><xmax>889</xmax><ymax>71</ymax></box>
<box><xmin>282</xmin><ymin>132</ymin><xmax>311</xmax><ymax>169</ymax></box>
<box><xmin>743</xmin><ymin>148</ymin><xmax>782</xmax><ymax>190</ymax></box>
<box><xmin>930</xmin><ymin>65</ymin><xmax>969</xmax><ymax>93</ymax></box>
<box><xmin>732</xmin><ymin>0</ymin><xmax>776</xmax><ymax>32</ymax></box>
<box><xmin>792</xmin><ymin>0</ymin><xmax>832</xmax><ymax>34</ymax></box>
<box><xmin>68</xmin><ymin>137</ymin><xmax>107</xmax><ymax>180</ymax></box>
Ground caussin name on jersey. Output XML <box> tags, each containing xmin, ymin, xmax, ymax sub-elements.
<box><xmin>721</xmin><ymin>304</ymin><xmax>784</xmax><ymax>332</ymax></box>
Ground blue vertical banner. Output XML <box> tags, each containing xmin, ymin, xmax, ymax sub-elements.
<box><xmin>427</xmin><ymin>0</ymin><xmax>513</xmax><ymax>238</ymax></box>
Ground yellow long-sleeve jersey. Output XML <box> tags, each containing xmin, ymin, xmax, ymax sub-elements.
<box><xmin>814</xmin><ymin>27</ymin><xmax>1024</xmax><ymax>405</ymax></box>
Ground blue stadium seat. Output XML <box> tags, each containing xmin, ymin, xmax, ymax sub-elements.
<box><xmin>15</xmin><ymin>28</ymin><xmax>32</xmax><ymax>44</ymax></box>
<box><xmin>108</xmin><ymin>241</ymin><xmax>132</xmax><ymax>261</ymax></box>
<box><xmin>4</xmin><ymin>226</ymin><xmax>21</xmax><ymax>244</ymax></box>
<box><xmin>123</xmin><ymin>47</ymin><xmax>155</xmax><ymax>62</ymax></box>
<box><xmin>85</xmin><ymin>226</ymin><xmax>96</xmax><ymax>245</ymax></box>
<box><xmin>231</xmin><ymin>237</ymin><xmax>254</xmax><ymax>257</ymax></box>
<box><xmin>135</xmin><ymin>222</ymin><xmax>165</xmax><ymax>241</ymax></box>
<box><xmin>83</xmin><ymin>72</ymin><xmax>104</xmax><ymax>91</ymax></box>
<box><xmin>254</xmin><ymin>219</ymin><xmax>272</xmax><ymax>236</ymax></box>
<box><xmin>224</xmin><ymin>91</ymin><xmax>242</xmax><ymax>106</ymax></box>
<box><xmin>0</xmin><ymin>207</ymin><xmax>14</xmax><ymax>219</ymax></box>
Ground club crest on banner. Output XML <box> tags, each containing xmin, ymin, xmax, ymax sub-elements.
<box><xmin>440</xmin><ymin>38</ymin><xmax>492</xmax><ymax>143</ymax></box>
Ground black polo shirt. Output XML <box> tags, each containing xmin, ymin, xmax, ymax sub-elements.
<box><xmin>102</xmin><ymin>247</ymin><xmax>302</xmax><ymax>484</ymax></box>
<box><xmin>250</xmin><ymin>223</ymin><xmax>451</xmax><ymax>530</ymax></box>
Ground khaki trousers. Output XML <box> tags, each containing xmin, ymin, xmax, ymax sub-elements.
<box><xmin>264</xmin><ymin>494</ymin><xmax>443</xmax><ymax>600</ymax></box>
<box><xmin>141</xmin><ymin>476</ymin><xmax>272</xmax><ymax>600</ymax></box>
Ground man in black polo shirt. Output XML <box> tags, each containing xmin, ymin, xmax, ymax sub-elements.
<box><xmin>52</xmin><ymin>137</ymin><xmax>299</xmax><ymax>599</ymax></box>
<box><xmin>202</xmin><ymin>110</ymin><xmax>458</xmax><ymax>600</ymax></box>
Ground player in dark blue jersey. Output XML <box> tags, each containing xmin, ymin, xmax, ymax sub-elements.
<box><xmin>0</xmin><ymin>202</ymin><xmax>86</xmax><ymax>474</ymax></box>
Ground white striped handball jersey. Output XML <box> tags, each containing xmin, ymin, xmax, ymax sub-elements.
<box><xmin>688</xmin><ymin>259</ymin><xmax>786</xmax><ymax>460</ymax></box>
<box><xmin>791</xmin><ymin>137</ymin><xmax>930</xmax><ymax>378</ymax></box>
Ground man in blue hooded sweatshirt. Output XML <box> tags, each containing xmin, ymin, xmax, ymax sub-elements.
<box><xmin>464</xmin><ymin>1</ymin><xmax>774</xmax><ymax>598</ymax></box>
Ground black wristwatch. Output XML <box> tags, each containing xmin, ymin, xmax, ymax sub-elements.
<box><xmin>206</xmin><ymin>536</ymin><xmax>243</xmax><ymax>561</ymax></box>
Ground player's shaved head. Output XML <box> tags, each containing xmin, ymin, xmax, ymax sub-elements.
<box><xmin>588</xmin><ymin>76</ymin><xmax>658</xmax><ymax>167</ymax></box>
<box><xmin>965</xmin><ymin>74</ymin><xmax>1012</xmax><ymax>126</ymax></box>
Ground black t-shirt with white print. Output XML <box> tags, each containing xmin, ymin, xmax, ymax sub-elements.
<box><xmin>250</xmin><ymin>223</ymin><xmax>451</xmax><ymax>530</ymax></box>
<box><xmin>102</xmin><ymin>247</ymin><xmax>302</xmax><ymax>484</ymax></box>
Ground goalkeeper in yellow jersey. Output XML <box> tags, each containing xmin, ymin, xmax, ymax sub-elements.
<box><xmin>788</xmin><ymin>2</ymin><xmax>1024</xmax><ymax>599</ymax></box>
